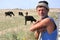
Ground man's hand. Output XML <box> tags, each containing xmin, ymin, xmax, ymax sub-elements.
<box><xmin>33</xmin><ymin>20</ymin><xmax>41</xmax><ymax>25</ymax></box>
<box><xmin>34</xmin><ymin>30</ymin><xmax>40</xmax><ymax>40</ymax></box>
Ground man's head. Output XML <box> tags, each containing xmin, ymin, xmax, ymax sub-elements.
<box><xmin>36</xmin><ymin>1</ymin><xmax>49</xmax><ymax>19</ymax></box>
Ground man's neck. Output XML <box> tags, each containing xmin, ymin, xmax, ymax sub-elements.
<box><xmin>40</xmin><ymin>15</ymin><xmax>48</xmax><ymax>20</ymax></box>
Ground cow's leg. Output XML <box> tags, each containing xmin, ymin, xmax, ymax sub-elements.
<box><xmin>31</xmin><ymin>20</ymin><xmax>33</xmax><ymax>24</ymax></box>
<box><xmin>25</xmin><ymin>20</ymin><xmax>27</xmax><ymax>25</ymax></box>
<box><xmin>10</xmin><ymin>15</ymin><xmax>12</xmax><ymax>17</ymax></box>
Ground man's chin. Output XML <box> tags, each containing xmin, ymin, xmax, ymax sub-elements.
<box><xmin>40</xmin><ymin>16</ymin><xmax>45</xmax><ymax>19</ymax></box>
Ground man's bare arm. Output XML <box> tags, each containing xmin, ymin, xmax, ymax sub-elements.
<box><xmin>30</xmin><ymin>18</ymin><xmax>49</xmax><ymax>31</ymax></box>
<box><xmin>30</xmin><ymin>18</ymin><xmax>56</xmax><ymax>34</ymax></box>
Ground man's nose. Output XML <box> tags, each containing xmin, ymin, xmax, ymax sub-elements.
<box><xmin>40</xmin><ymin>11</ymin><xmax>43</xmax><ymax>14</ymax></box>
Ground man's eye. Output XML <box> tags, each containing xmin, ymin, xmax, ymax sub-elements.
<box><xmin>38</xmin><ymin>10</ymin><xmax>40</xmax><ymax>11</ymax></box>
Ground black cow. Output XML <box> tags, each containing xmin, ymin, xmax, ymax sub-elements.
<box><xmin>25</xmin><ymin>16</ymin><xmax>36</xmax><ymax>25</ymax></box>
<box><xmin>5</xmin><ymin>11</ymin><xmax>15</xmax><ymax>17</ymax></box>
<box><xmin>19</xmin><ymin>12</ymin><xmax>24</xmax><ymax>16</ymax></box>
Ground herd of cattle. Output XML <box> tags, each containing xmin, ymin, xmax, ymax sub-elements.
<box><xmin>5</xmin><ymin>11</ymin><xmax>24</xmax><ymax>17</ymax></box>
<box><xmin>5</xmin><ymin>11</ymin><xmax>37</xmax><ymax>25</ymax></box>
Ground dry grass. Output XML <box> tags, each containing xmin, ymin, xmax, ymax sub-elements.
<box><xmin>0</xmin><ymin>9</ymin><xmax>58</xmax><ymax>40</ymax></box>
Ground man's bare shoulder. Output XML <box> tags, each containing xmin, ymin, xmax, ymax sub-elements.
<box><xmin>40</xmin><ymin>18</ymin><xmax>51</xmax><ymax>23</ymax></box>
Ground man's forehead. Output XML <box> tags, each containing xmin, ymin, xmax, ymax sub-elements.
<box><xmin>36</xmin><ymin>7</ymin><xmax>47</xmax><ymax>10</ymax></box>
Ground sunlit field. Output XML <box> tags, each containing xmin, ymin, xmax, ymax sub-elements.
<box><xmin>0</xmin><ymin>9</ymin><xmax>58</xmax><ymax>40</ymax></box>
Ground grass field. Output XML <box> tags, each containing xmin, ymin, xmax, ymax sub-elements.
<box><xmin>0</xmin><ymin>9</ymin><xmax>58</xmax><ymax>40</ymax></box>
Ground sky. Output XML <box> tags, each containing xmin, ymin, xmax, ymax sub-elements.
<box><xmin>0</xmin><ymin>0</ymin><xmax>60</xmax><ymax>9</ymax></box>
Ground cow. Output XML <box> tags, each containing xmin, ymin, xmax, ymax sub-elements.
<box><xmin>5</xmin><ymin>11</ymin><xmax>15</xmax><ymax>17</ymax></box>
<box><xmin>18</xmin><ymin>12</ymin><xmax>24</xmax><ymax>16</ymax></box>
<box><xmin>25</xmin><ymin>16</ymin><xmax>36</xmax><ymax>25</ymax></box>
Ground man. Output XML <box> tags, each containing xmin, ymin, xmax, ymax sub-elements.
<box><xmin>30</xmin><ymin>1</ymin><xmax>57</xmax><ymax>40</ymax></box>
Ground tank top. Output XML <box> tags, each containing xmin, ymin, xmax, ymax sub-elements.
<box><xmin>39</xmin><ymin>16</ymin><xmax>57</xmax><ymax>40</ymax></box>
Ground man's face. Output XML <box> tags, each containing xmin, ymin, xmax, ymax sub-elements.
<box><xmin>36</xmin><ymin>7</ymin><xmax>48</xmax><ymax>19</ymax></box>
